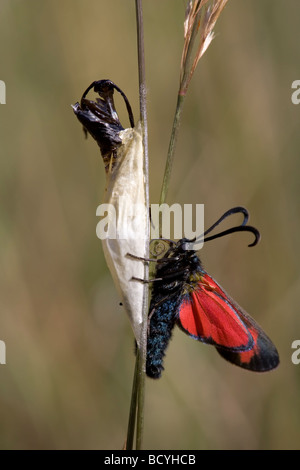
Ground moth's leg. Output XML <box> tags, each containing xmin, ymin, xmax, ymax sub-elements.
<box><xmin>130</xmin><ymin>276</ymin><xmax>163</xmax><ymax>283</ymax></box>
<box><xmin>126</xmin><ymin>253</ymin><xmax>158</xmax><ymax>263</ymax></box>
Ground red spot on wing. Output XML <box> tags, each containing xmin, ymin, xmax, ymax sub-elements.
<box><xmin>216</xmin><ymin>325</ymin><xmax>279</xmax><ymax>371</ymax></box>
<box><xmin>232</xmin><ymin>327</ymin><xmax>260</xmax><ymax>365</ymax></box>
<box><xmin>178</xmin><ymin>275</ymin><xmax>252</xmax><ymax>350</ymax></box>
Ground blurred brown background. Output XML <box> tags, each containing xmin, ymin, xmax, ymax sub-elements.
<box><xmin>0</xmin><ymin>0</ymin><xmax>299</xmax><ymax>449</ymax></box>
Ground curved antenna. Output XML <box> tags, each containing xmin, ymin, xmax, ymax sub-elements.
<box><xmin>203</xmin><ymin>225</ymin><xmax>260</xmax><ymax>247</ymax></box>
<box><xmin>203</xmin><ymin>206</ymin><xmax>249</xmax><ymax>237</ymax></box>
<box><xmin>194</xmin><ymin>206</ymin><xmax>260</xmax><ymax>248</ymax></box>
<box><xmin>150</xmin><ymin>237</ymin><xmax>175</xmax><ymax>245</ymax></box>
<box><xmin>149</xmin><ymin>238</ymin><xmax>174</xmax><ymax>256</ymax></box>
<box><xmin>81</xmin><ymin>79</ymin><xmax>135</xmax><ymax>128</ymax></box>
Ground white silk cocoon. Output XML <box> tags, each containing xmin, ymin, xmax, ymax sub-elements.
<box><xmin>101</xmin><ymin>122</ymin><xmax>146</xmax><ymax>344</ymax></box>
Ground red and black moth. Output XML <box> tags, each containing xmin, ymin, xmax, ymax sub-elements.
<box><xmin>141</xmin><ymin>207</ymin><xmax>280</xmax><ymax>379</ymax></box>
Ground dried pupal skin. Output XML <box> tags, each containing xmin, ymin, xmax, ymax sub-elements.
<box><xmin>72</xmin><ymin>80</ymin><xmax>146</xmax><ymax>344</ymax></box>
<box><xmin>102</xmin><ymin>123</ymin><xmax>146</xmax><ymax>344</ymax></box>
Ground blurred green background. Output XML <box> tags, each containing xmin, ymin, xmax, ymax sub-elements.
<box><xmin>0</xmin><ymin>0</ymin><xmax>299</xmax><ymax>450</ymax></box>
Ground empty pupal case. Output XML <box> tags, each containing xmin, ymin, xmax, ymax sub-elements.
<box><xmin>73</xmin><ymin>80</ymin><xmax>147</xmax><ymax>345</ymax></box>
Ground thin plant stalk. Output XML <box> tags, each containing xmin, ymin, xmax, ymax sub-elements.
<box><xmin>126</xmin><ymin>354</ymin><xmax>139</xmax><ymax>449</ymax></box>
<box><xmin>159</xmin><ymin>3</ymin><xmax>202</xmax><ymax>207</ymax></box>
<box><xmin>135</xmin><ymin>0</ymin><xmax>150</xmax><ymax>449</ymax></box>
<box><xmin>159</xmin><ymin>92</ymin><xmax>185</xmax><ymax>208</ymax></box>
<box><xmin>126</xmin><ymin>0</ymin><xmax>149</xmax><ymax>450</ymax></box>
<box><xmin>160</xmin><ymin>0</ymin><xmax>228</xmax><ymax>206</ymax></box>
